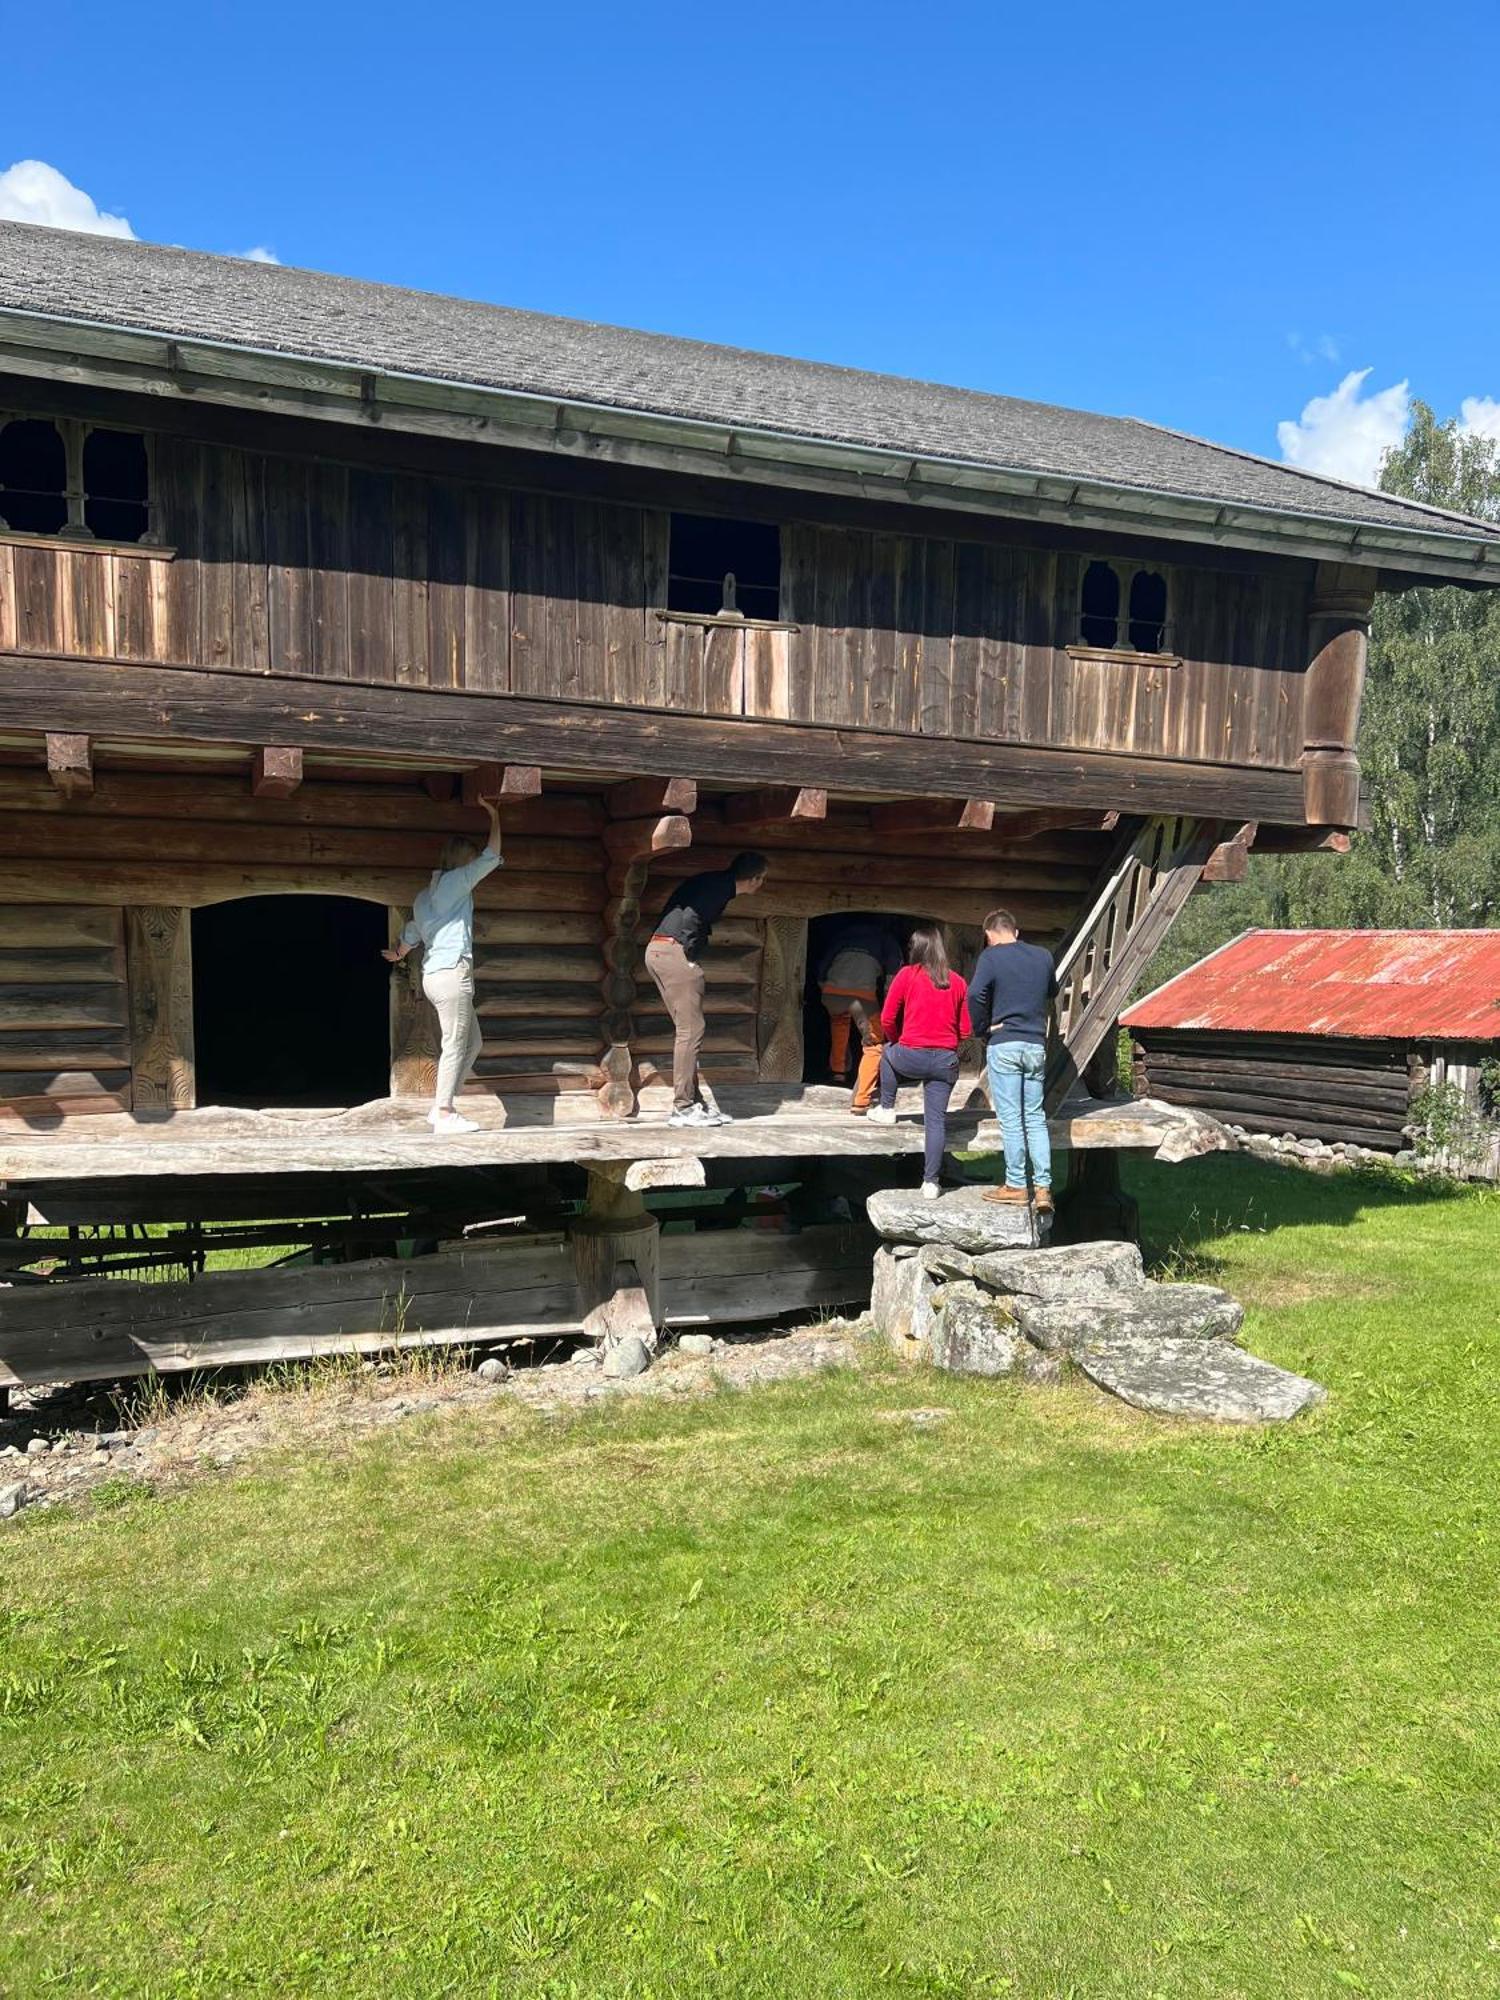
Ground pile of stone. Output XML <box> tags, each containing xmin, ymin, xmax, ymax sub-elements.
<box><xmin>867</xmin><ymin>1187</ymin><xmax>1325</xmax><ymax>1423</ymax></box>
<box><xmin>1226</xmin><ymin>1126</ymin><xmax>1418</xmax><ymax>1172</ymax></box>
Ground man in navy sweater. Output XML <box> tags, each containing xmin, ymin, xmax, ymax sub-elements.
<box><xmin>966</xmin><ymin>907</ymin><xmax>1058</xmax><ymax>1212</ymax></box>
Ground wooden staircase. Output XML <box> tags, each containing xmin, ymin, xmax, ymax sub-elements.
<box><xmin>1045</xmin><ymin>815</ymin><xmax>1226</xmax><ymax>1111</ymax></box>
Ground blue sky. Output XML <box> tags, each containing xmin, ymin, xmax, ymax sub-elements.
<box><xmin>4</xmin><ymin>0</ymin><xmax>1498</xmax><ymax>483</ymax></box>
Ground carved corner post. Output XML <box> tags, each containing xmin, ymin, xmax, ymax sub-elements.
<box><xmin>389</xmin><ymin>905</ymin><xmax>438</xmax><ymax>1099</ymax></box>
<box><xmin>1302</xmin><ymin>563</ymin><xmax>1375</xmax><ymax>826</ymax></box>
<box><xmin>597</xmin><ymin>780</ymin><xmax>696</xmax><ymax>1120</ymax></box>
<box><xmin>756</xmin><ymin>914</ymin><xmax>808</xmax><ymax>1082</ymax></box>
<box><xmin>569</xmin><ymin>1156</ymin><xmax>705</xmax><ymax>1346</ymax></box>
<box><xmin>125</xmin><ymin>906</ymin><xmax>196</xmax><ymax>1110</ymax></box>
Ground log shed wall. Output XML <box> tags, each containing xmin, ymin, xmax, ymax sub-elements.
<box><xmin>0</xmin><ymin>412</ymin><xmax>1314</xmax><ymax>775</ymax></box>
<box><xmin>1131</xmin><ymin>1029</ymin><xmax>1414</xmax><ymax>1151</ymax></box>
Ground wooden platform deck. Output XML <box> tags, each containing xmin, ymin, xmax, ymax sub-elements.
<box><xmin>0</xmin><ymin>1086</ymin><xmax>1222</xmax><ymax>1194</ymax></box>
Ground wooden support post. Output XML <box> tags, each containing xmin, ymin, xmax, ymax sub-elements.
<box><xmin>723</xmin><ymin>786</ymin><xmax>827</xmax><ymax>828</ymax></box>
<box><xmin>46</xmin><ymin>733</ymin><xmax>92</xmax><ymax>799</ymax></box>
<box><xmin>125</xmin><ymin>906</ymin><xmax>195</xmax><ymax>1110</ymax></box>
<box><xmin>1301</xmin><ymin>563</ymin><xmax>1374</xmax><ymax>827</ymax></box>
<box><xmin>389</xmin><ymin>905</ymin><xmax>438</xmax><ymax>1099</ymax></box>
<box><xmin>869</xmin><ymin>797</ymin><xmax>995</xmax><ymax>835</ymax></box>
<box><xmin>756</xmin><ymin>914</ymin><xmax>808</xmax><ymax>1082</ymax></box>
<box><xmin>251</xmin><ymin>746</ymin><xmax>303</xmax><ymax>799</ymax></box>
<box><xmin>570</xmin><ymin>1164</ymin><xmax>664</xmax><ymax>1345</ymax></box>
<box><xmin>603</xmin><ymin>814</ymin><xmax>693</xmax><ymax>862</ymax></box>
<box><xmin>461</xmin><ymin>763</ymin><xmax>542</xmax><ymax>807</ymax></box>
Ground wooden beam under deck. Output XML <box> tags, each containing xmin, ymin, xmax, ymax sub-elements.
<box><xmin>0</xmin><ymin>655</ymin><xmax>1313</xmax><ymax>824</ymax></box>
<box><xmin>45</xmin><ymin>732</ymin><xmax>93</xmax><ymax>799</ymax></box>
<box><xmin>251</xmin><ymin>745</ymin><xmax>303</xmax><ymax>799</ymax></box>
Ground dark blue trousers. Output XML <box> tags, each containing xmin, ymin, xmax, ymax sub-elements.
<box><xmin>879</xmin><ymin>1043</ymin><xmax>959</xmax><ymax>1183</ymax></box>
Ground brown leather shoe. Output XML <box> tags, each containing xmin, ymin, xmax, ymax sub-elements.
<box><xmin>1033</xmin><ymin>1188</ymin><xmax>1055</xmax><ymax>1215</ymax></box>
<box><xmin>982</xmin><ymin>1185</ymin><xmax>1032</xmax><ymax>1206</ymax></box>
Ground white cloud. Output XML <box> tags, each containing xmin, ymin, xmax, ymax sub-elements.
<box><xmin>0</xmin><ymin>159</ymin><xmax>135</xmax><ymax>238</ymax></box>
<box><xmin>1287</xmin><ymin>330</ymin><xmax>1341</xmax><ymax>367</ymax></box>
<box><xmin>240</xmin><ymin>245</ymin><xmax>280</xmax><ymax>265</ymax></box>
<box><xmin>1276</xmin><ymin>368</ymin><xmax>1411</xmax><ymax>488</ymax></box>
<box><xmin>1459</xmin><ymin>396</ymin><xmax>1500</xmax><ymax>445</ymax></box>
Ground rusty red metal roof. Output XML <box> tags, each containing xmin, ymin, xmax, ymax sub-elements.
<box><xmin>1123</xmin><ymin>930</ymin><xmax>1500</xmax><ymax>1042</ymax></box>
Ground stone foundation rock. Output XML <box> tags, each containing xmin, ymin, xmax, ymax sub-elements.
<box><xmin>865</xmin><ymin>1187</ymin><xmax>1322</xmax><ymax>1424</ymax></box>
<box><xmin>866</xmin><ymin>1187</ymin><xmax>1049</xmax><ymax>1255</ymax></box>
<box><xmin>1072</xmin><ymin>1335</ymin><xmax>1327</xmax><ymax>1423</ymax></box>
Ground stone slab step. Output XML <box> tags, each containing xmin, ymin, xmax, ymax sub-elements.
<box><xmin>1072</xmin><ymin>1335</ymin><xmax>1326</xmax><ymax>1423</ymax></box>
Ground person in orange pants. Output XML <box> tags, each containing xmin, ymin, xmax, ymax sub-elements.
<box><xmin>816</xmin><ymin>916</ymin><xmax>905</xmax><ymax>1115</ymax></box>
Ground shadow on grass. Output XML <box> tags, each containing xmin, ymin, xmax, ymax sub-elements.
<box><xmin>1124</xmin><ymin>1148</ymin><xmax>1473</xmax><ymax>1275</ymax></box>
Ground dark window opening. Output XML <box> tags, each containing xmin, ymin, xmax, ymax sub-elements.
<box><xmin>1079</xmin><ymin>559</ymin><xmax>1120</xmax><ymax>648</ymax></box>
<box><xmin>0</xmin><ymin>419</ymin><xmax>67</xmax><ymax>535</ymax></box>
<box><xmin>1128</xmin><ymin>568</ymin><xmax>1168</xmax><ymax>653</ymax></box>
<box><xmin>83</xmin><ymin>428</ymin><xmax>149</xmax><ymax>544</ymax></box>
<box><xmin>192</xmin><ymin>896</ymin><xmax>390</xmax><ymax>1109</ymax></box>
<box><xmin>668</xmin><ymin>512</ymin><xmax>781</xmax><ymax>620</ymax></box>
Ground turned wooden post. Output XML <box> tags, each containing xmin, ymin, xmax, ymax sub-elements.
<box><xmin>1302</xmin><ymin>563</ymin><xmax>1375</xmax><ymax>827</ymax></box>
<box><xmin>570</xmin><ymin>1164</ymin><xmax>663</xmax><ymax>1343</ymax></box>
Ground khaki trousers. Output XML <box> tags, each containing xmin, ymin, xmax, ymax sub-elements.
<box><xmin>423</xmin><ymin>960</ymin><xmax>483</xmax><ymax>1110</ymax></box>
<box><xmin>643</xmin><ymin>936</ymin><xmax>706</xmax><ymax>1111</ymax></box>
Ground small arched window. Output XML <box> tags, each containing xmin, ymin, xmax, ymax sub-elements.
<box><xmin>1079</xmin><ymin>560</ymin><xmax>1120</xmax><ymax>648</ymax></box>
<box><xmin>0</xmin><ymin>416</ymin><xmax>152</xmax><ymax>543</ymax></box>
<box><xmin>1078</xmin><ymin>559</ymin><xmax>1172</xmax><ymax>654</ymax></box>
<box><xmin>1128</xmin><ymin>569</ymin><xmax>1168</xmax><ymax>653</ymax></box>
<box><xmin>0</xmin><ymin>419</ymin><xmax>68</xmax><ymax>535</ymax></box>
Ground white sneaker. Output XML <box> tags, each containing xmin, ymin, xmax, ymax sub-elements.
<box><xmin>429</xmin><ymin>1112</ymin><xmax>478</xmax><ymax>1135</ymax></box>
<box><xmin>668</xmin><ymin>1104</ymin><xmax>714</xmax><ymax>1128</ymax></box>
<box><xmin>702</xmin><ymin>1106</ymin><xmax>733</xmax><ymax>1125</ymax></box>
<box><xmin>866</xmin><ymin>1106</ymin><xmax>898</xmax><ymax>1127</ymax></box>
<box><xmin>921</xmin><ymin>1180</ymin><xmax>941</xmax><ymax>1201</ymax></box>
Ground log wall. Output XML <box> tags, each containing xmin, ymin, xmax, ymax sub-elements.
<box><xmin>0</xmin><ymin>420</ymin><xmax>1312</xmax><ymax>772</ymax></box>
<box><xmin>0</xmin><ymin>904</ymin><xmax>131</xmax><ymax>1115</ymax></box>
<box><xmin>1132</xmin><ymin>1029</ymin><xmax>1413</xmax><ymax>1150</ymax></box>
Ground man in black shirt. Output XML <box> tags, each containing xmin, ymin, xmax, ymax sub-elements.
<box><xmin>644</xmin><ymin>851</ymin><xmax>768</xmax><ymax>1126</ymax></box>
<box><xmin>967</xmin><ymin>906</ymin><xmax>1058</xmax><ymax>1211</ymax></box>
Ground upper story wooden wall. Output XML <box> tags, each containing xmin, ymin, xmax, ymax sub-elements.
<box><xmin>0</xmin><ymin>421</ymin><xmax>1314</xmax><ymax>772</ymax></box>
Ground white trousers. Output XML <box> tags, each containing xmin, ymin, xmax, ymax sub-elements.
<box><xmin>423</xmin><ymin>960</ymin><xmax>483</xmax><ymax>1109</ymax></box>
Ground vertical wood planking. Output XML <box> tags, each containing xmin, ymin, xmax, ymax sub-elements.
<box><xmin>507</xmin><ymin>492</ymin><xmax>544</xmax><ymax>695</ymax></box>
<box><xmin>541</xmin><ymin>495</ymin><xmax>580</xmax><ymax>700</ymax></box>
<box><xmin>864</xmin><ymin>534</ymin><xmax>899</xmax><ymax>731</ymax></box>
<box><xmin>346</xmin><ymin>467</ymin><xmax>394</xmax><ymax>683</ymax></box>
<box><xmin>234</xmin><ymin>452</ymin><xmax>270</xmax><ymax>673</ymax></box>
<box><xmin>424</xmin><ymin>477</ymin><xmax>467</xmax><ymax>689</ymax></box>
<box><xmin>976</xmin><ymin>542</ymin><xmax>1019</xmax><ymax>740</ymax></box>
<box><xmin>307</xmin><ymin>459</ymin><xmax>351</xmax><ymax>681</ymax></box>
<box><xmin>390</xmin><ymin>474</ymin><xmax>430</xmax><ymax>686</ymax></box>
<box><xmin>810</xmin><ymin>527</ymin><xmax>853</xmax><ymax>725</ymax></box>
<box><xmin>702</xmin><ymin>619</ymin><xmax>745</xmax><ymax>714</ymax></box>
<box><xmin>266</xmin><ymin>458</ymin><xmax>313</xmax><ymax>677</ymax></box>
<box><xmin>640</xmin><ymin>509</ymin><xmax>669</xmax><ymax>706</ymax></box>
<box><xmin>892</xmin><ymin>533</ymin><xmax>925</xmax><ymax>735</ymax></box>
<box><xmin>68</xmin><ymin>547</ymin><xmax>115</xmax><ymax>661</ymax></box>
<box><xmin>744</xmin><ymin>624</ymin><xmax>789</xmax><ymax>719</ymax></box>
<box><xmin>839</xmin><ymin>530</ymin><xmax>871</xmax><ymax>727</ymax></box>
<box><xmin>950</xmin><ymin>538</ymin><xmax>985</xmax><ymax>739</ymax></box>
<box><xmin>155</xmin><ymin>435</ymin><xmax>199</xmax><ymax>665</ymax></box>
<box><xmin>663</xmin><ymin>618</ymin><xmax>705</xmax><ymax>710</ymax></box>
<box><xmin>197</xmin><ymin>444</ymin><xmax>237</xmax><ymax>668</ymax></box>
<box><xmin>572</xmin><ymin>499</ymin><xmax>608</xmax><ymax>700</ymax></box>
<box><xmin>918</xmin><ymin>536</ymin><xmax>956</xmax><ymax>735</ymax></box>
<box><xmin>464</xmin><ymin>489</ymin><xmax>509</xmax><ymax>692</ymax></box>
<box><xmin>600</xmin><ymin>501</ymin><xmax>646</xmax><ymax>704</ymax></box>
<box><xmin>778</xmin><ymin>523</ymin><xmax>818</xmax><ymax>723</ymax></box>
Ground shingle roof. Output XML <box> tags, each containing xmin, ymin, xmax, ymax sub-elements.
<box><xmin>1123</xmin><ymin>930</ymin><xmax>1500</xmax><ymax>1041</ymax></box>
<box><xmin>2</xmin><ymin>221</ymin><xmax>1498</xmax><ymax>556</ymax></box>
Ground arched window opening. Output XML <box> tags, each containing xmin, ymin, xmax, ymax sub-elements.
<box><xmin>83</xmin><ymin>428</ymin><xmax>150</xmax><ymax>544</ymax></box>
<box><xmin>1079</xmin><ymin>560</ymin><xmax>1120</xmax><ymax>649</ymax></box>
<box><xmin>0</xmin><ymin>419</ymin><xmax>67</xmax><ymax>535</ymax></box>
<box><xmin>1128</xmin><ymin>568</ymin><xmax>1169</xmax><ymax>653</ymax></box>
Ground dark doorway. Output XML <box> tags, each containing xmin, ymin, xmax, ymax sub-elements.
<box><xmin>191</xmin><ymin>896</ymin><xmax>390</xmax><ymax>1109</ymax></box>
<box><xmin>802</xmin><ymin>912</ymin><xmax>917</xmax><ymax>1085</ymax></box>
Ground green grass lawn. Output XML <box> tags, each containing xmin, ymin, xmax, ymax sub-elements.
<box><xmin>4</xmin><ymin>1155</ymin><xmax>1500</xmax><ymax>1999</ymax></box>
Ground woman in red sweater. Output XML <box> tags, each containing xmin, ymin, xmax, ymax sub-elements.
<box><xmin>867</xmin><ymin>924</ymin><xmax>972</xmax><ymax>1198</ymax></box>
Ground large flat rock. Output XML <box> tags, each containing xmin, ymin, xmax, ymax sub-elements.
<box><xmin>1073</xmin><ymin>1335</ymin><xmax>1326</xmax><ymax>1423</ymax></box>
<box><xmin>1017</xmin><ymin>1283</ymin><xmax>1245</xmax><ymax>1352</ymax></box>
<box><xmin>971</xmin><ymin>1241</ymin><xmax>1144</xmax><ymax>1301</ymax></box>
<box><xmin>866</xmin><ymin>1187</ymin><xmax>1047</xmax><ymax>1254</ymax></box>
<box><xmin>871</xmin><ymin>1246</ymin><xmax>937</xmax><ymax>1351</ymax></box>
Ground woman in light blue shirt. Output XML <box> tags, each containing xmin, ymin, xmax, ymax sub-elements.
<box><xmin>383</xmin><ymin>799</ymin><xmax>502</xmax><ymax>1133</ymax></box>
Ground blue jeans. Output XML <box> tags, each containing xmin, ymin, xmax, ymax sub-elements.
<box><xmin>879</xmin><ymin>1043</ymin><xmax>959</xmax><ymax>1183</ymax></box>
<box><xmin>987</xmin><ymin>1039</ymin><xmax>1051</xmax><ymax>1190</ymax></box>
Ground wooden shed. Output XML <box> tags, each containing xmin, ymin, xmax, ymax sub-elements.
<box><xmin>0</xmin><ymin>221</ymin><xmax>1498</xmax><ymax>1384</ymax></box>
<box><xmin>1124</xmin><ymin>929</ymin><xmax>1500</xmax><ymax>1153</ymax></box>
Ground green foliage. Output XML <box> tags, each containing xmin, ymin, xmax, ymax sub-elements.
<box><xmin>3</xmin><ymin>1156</ymin><xmax>1500</xmax><ymax>1996</ymax></box>
<box><xmin>1141</xmin><ymin>408</ymin><xmax>1500</xmax><ymax>996</ymax></box>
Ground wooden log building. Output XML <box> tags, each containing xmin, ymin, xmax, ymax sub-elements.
<box><xmin>0</xmin><ymin>221</ymin><xmax>1496</xmax><ymax>1383</ymax></box>
<box><xmin>1125</xmin><ymin>929</ymin><xmax>1500</xmax><ymax>1160</ymax></box>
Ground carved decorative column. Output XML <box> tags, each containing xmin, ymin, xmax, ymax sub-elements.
<box><xmin>1301</xmin><ymin>562</ymin><xmax>1375</xmax><ymax>826</ymax></box>
<box><xmin>756</xmin><ymin>915</ymin><xmax>808</xmax><ymax>1082</ymax></box>
<box><xmin>597</xmin><ymin>780</ymin><xmax>696</xmax><ymax>1120</ymax></box>
<box><xmin>125</xmin><ymin>906</ymin><xmax>196</xmax><ymax>1110</ymax></box>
